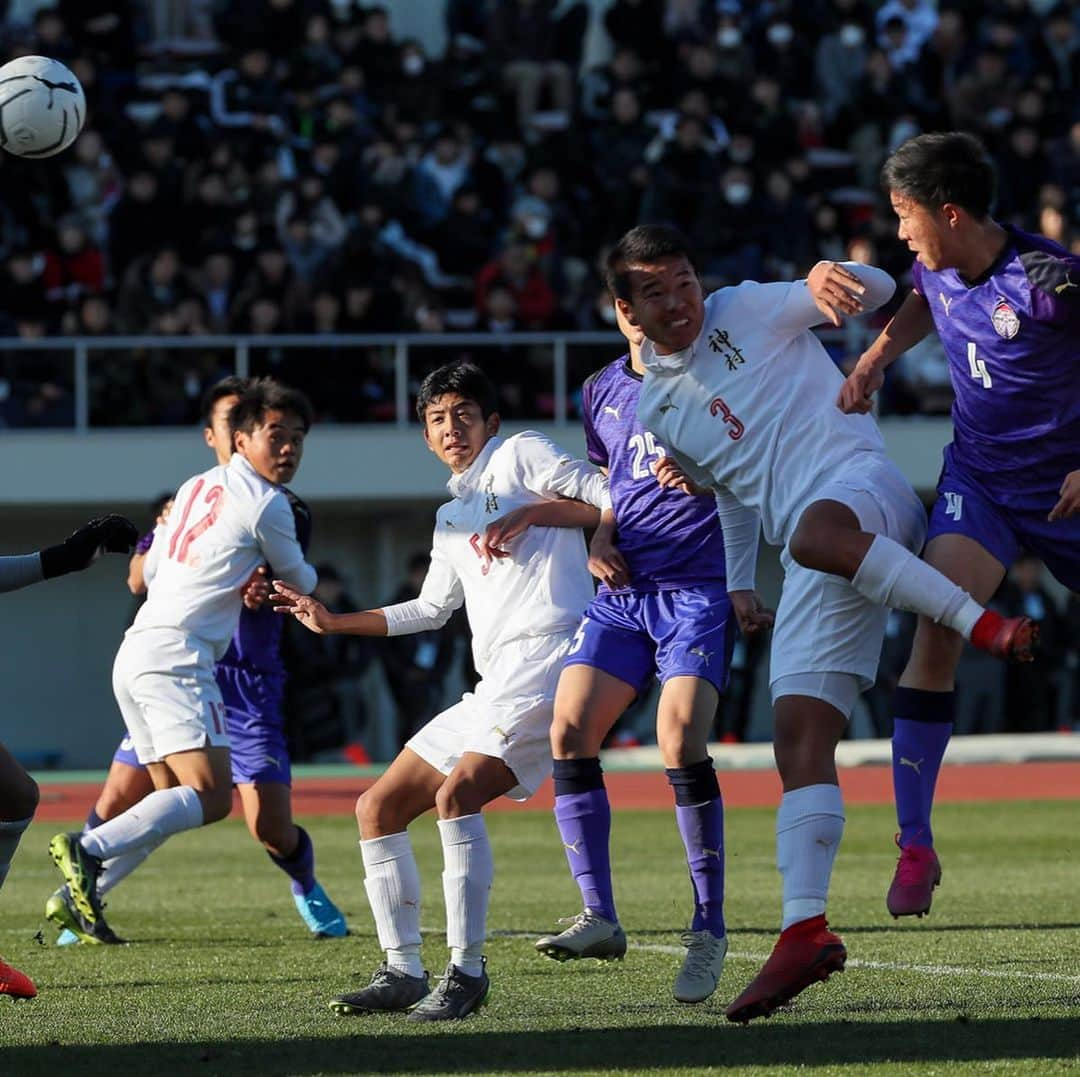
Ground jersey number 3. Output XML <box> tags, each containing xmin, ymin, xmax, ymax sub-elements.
<box><xmin>169</xmin><ymin>479</ymin><xmax>225</xmax><ymax>564</ymax></box>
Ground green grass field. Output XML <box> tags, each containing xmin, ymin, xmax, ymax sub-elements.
<box><xmin>2</xmin><ymin>800</ymin><xmax>1079</xmax><ymax>1076</ymax></box>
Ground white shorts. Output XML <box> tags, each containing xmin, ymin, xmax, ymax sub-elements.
<box><xmin>406</xmin><ymin>632</ymin><xmax>570</xmax><ymax>801</ymax></box>
<box><xmin>112</xmin><ymin>628</ymin><xmax>230</xmax><ymax>765</ymax></box>
<box><xmin>770</xmin><ymin>456</ymin><xmax>927</xmax><ymax>695</ymax></box>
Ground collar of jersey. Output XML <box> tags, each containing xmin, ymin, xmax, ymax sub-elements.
<box><xmin>230</xmin><ymin>452</ymin><xmax>265</xmax><ymax>483</ymax></box>
<box><xmin>640</xmin><ymin>335</ymin><xmax>695</xmax><ymax>375</ymax></box>
<box><xmin>446</xmin><ymin>435</ymin><xmax>501</xmax><ymax>498</ymax></box>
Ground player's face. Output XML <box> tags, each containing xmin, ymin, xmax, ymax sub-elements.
<box><xmin>422</xmin><ymin>393</ymin><xmax>499</xmax><ymax>473</ymax></box>
<box><xmin>617</xmin><ymin>255</ymin><xmax>704</xmax><ymax>354</ymax></box>
<box><xmin>235</xmin><ymin>408</ymin><xmax>307</xmax><ymax>485</ymax></box>
<box><xmin>890</xmin><ymin>191</ymin><xmax>953</xmax><ymax>271</ymax></box>
<box><xmin>204</xmin><ymin>394</ymin><xmax>240</xmax><ymax>466</ymax></box>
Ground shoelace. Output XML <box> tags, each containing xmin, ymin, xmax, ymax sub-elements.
<box><xmin>553</xmin><ymin>912</ymin><xmax>599</xmax><ymax>935</ymax></box>
<box><xmin>894</xmin><ymin>845</ymin><xmax>931</xmax><ymax>886</ymax></box>
<box><xmin>679</xmin><ymin>931</ymin><xmax>719</xmax><ymax>977</ymax></box>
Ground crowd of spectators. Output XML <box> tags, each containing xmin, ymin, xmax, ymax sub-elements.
<box><xmin>1</xmin><ymin>0</ymin><xmax>1079</xmax><ymax>426</ymax></box>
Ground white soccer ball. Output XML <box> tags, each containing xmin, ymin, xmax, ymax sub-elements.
<box><xmin>0</xmin><ymin>55</ymin><xmax>85</xmax><ymax>158</ymax></box>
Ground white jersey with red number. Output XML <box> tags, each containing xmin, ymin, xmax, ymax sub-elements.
<box><xmin>134</xmin><ymin>452</ymin><xmax>316</xmax><ymax>659</ymax></box>
<box><xmin>637</xmin><ymin>266</ymin><xmax>895</xmax><ymax>547</ymax></box>
<box><xmin>382</xmin><ymin>432</ymin><xmax>610</xmax><ymax>676</ymax></box>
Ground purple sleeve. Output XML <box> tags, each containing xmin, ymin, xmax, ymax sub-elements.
<box><xmin>580</xmin><ymin>377</ymin><xmax>609</xmax><ymax>467</ymax></box>
<box><xmin>909</xmin><ymin>257</ymin><xmax>925</xmax><ymax>297</ymax></box>
<box><xmin>1027</xmin><ymin>251</ymin><xmax>1080</xmax><ymax>331</ymax></box>
<box><xmin>135</xmin><ymin>529</ymin><xmax>155</xmax><ymax>555</ymax></box>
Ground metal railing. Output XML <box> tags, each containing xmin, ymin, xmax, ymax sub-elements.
<box><xmin>0</xmin><ymin>327</ymin><xmax>872</xmax><ymax>432</ymax></box>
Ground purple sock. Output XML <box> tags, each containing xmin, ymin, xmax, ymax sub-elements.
<box><xmin>675</xmin><ymin>798</ymin><xmax>725</xmax><ymax>937</ymax></box>
<box><xmin>892</xmin><ymin>688</ymin><xmax>954</xmax><ymax>848</ymax></box>
<box><xmin>269</xmin><ymin>825</ymin><xmax>316</xmax><ymax>897</ymax></box>
<box><xmin>84</xmin><ymin>807</ymin><xmax>104</xmax><ymax>832</ymax></box>
<box><xmin>554</xmin><ymin>789</ymin><xmax>616</xmax><ymax>921</ymax></box>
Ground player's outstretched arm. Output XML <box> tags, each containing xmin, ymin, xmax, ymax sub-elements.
<box><xmin>39</xmin><ymin>515</ymin><xmax>139</xmax><ymax>582</ymax></box>
<box><xmin>477</xmin><ymin>498</ymin><xmax>602</xmax><ymax>567</ymax></box>
<box><xmin>838</xmin><ymin>290</ymin><xmax>934</xmax><ymax>414</ymax></box>
<box><xmin>271</xmin><ymin>580</ymin><xmax>389</xmax><ymax>636</ymax></box>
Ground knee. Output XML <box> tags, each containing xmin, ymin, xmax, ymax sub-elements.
<box><xmin>434</xmin><ymin>775</ymin><xmax>481</xmax><ymax>819</ymax></box>
<box><xmin>249</xmin><ymin>813</ymin><xmax>293</xmax><ymax>854</ymax></box>
<box><xmin>550</xmin><ymin>714</ymin><xmax>589</xmax><ymax>759</ymax></box>
<box><xmin>907</xmin><ymin>619</ymin><xmax>965</xmax><ymax>678</ymax></box>
<box><xmin>3</xmin><ymin>775</ymin><xmax>39</xmax><ymax>822</ymax></box>
<box><xmin>198</xmin><ymin>786</ymin><xmax>233</xmax><ymax>824</ymax></box>
<box><xmin>356</xmin><ymin>788</ymin><xmax>399</xmax><ymax>837</ymax></box>
<box><xmin>656</xmin><ymin>715</ymin><xmax>694</xmax><ymax>769</ymax></box>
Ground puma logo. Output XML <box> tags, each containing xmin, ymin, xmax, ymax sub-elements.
<box><xmin>603</xmin><ymin>405</ymin><xmax>621</xmax><ymax>420</ymax></box>
<box><xmin>701</xmin><ymin>847</ymin><xmax>721</xmax><ymax>859</ymax></box>
<box><xmin>563</xmin><ymin>839</ymin><xmax>583</xmax><ymax>855</ymax></box>
<box><xmin>900</xmin><ymin>756</ymin><xmax>924</xmax><ymax>775</ymax></box>
<box><xmin>1055</xmin><ymin>270</ymin><xmax>1078</xmax><ymax>295</ymax></box>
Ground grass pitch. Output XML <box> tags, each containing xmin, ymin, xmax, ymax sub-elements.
<box><xmin>2</xmin><ymin>799</ymin><xmax>1079</xmax><ymax>1076</ymax></box>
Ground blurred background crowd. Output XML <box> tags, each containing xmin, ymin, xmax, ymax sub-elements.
<box><xmin>3</xmin><ymin>0</ymin><xmax>1079</xmax><ymax>755</ymax></box>
<box><xmin>1</xmin><ymin>0</ymin><xmax>1080</xmax><ymax>427</ymax></box>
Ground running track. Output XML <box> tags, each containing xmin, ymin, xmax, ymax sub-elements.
<box><xmin>31</xmin><ymin>761</ymin><xmax>1080</xmax><ymax>821</ymax></box>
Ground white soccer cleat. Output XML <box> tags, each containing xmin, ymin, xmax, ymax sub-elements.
<box><xmin>673</xmin><ymin>929</ymin><xmax>727</xmax><ymax>1003</ymax></box>
<box><xmin>535</xmin><ymin>910</ymin><xmax>627</xmax><ymax>962</ymax></box>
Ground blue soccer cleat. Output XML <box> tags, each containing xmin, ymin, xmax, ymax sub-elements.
<box><xmin>55</xmin><ymin>929</ymin><xmax>80</xmax><ymax>947</ymax></box>
<box><xmin>293</xmin><ymin>881</ymin><xmax>348</xmax><ymax>938</ymax></box>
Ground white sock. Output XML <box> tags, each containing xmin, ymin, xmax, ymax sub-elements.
<box><xmin>438</xmin><ymin>813</ymin><xmax>492</xmax><ymax>978</ymax></box>
<box><xmin>0</xmin><ymin>816</ymin><xmax>32</xmax><ymax>891</ymax></box>
<box><xmin>97</xmin><ymin>834</ymin><xmax>168</xmax><ymax>897</ymax></box>
<box><xmin>79</xmin><ymin>786</ymin><xmax>203</xmax><ymax>862</ymax></box>
<box><xmin>851</xmin><ymin>535</ymin><xmax>983</xmax><ymax>637</ymax></box>
<box><xmin>776</xmin><ymin>784</ymin><xmax>845</xmax><ymax>931</ymax></box>
<box><xmin>361</xmin><ymin>831</ymin><xmax>423</xmax><ymax>977</ymax></box>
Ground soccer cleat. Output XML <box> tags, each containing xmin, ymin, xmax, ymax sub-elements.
<box><xmin>724</xmin><ymin>915</ymin><xmax>846</xmax><ymax>1024</ymax></box>
<box><xmin>328</xmin><ymin>963</ymin><xmax>430</xmax><ymax>1016</ymax></box>
<box><xmin>535</xmin><ymin>910</ymin><xmax>627</xmax><ymax>962</ymax></box>
<box><xmin>0</xmin><ymin>958</ymin><xmax>36</xmax><ymax>999</ymax></box>
<box><xmin>293</xmin><ymin>881</ymin><xmax>348</xmax><ymax>938</ymax></box>
<box><xmin>406</xmin><ymin>960</ymin><xmax>489</xmax><ymax>1022</ymax></box>
<box><xmin>48</xmin><ymin>832</ymin><xmax>103</xmax><ymax>924</ymax></box>
<box><xmin>673</xmin><ymin>929</ymin><xmax>728</xmax><ymax>1003</ymax></box>
<box><xmin>45</xmin><ymin>886</ymin><xmax>125</xmax><ymax>945</ymax></box>
<box><xmin>886</xmin><ymin>838</ymin><xmax>942</xmax><ymax>918</ymax></box>
<box><xmin>970</xmin><ymin>612</ymin><xmax>1038</xmax><ymax>662</ymax></box>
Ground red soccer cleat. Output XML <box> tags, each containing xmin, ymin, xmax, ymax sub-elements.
<box><xmin>0</xmin><ymin>958</ymin><xmax>37</xmax><ymax>1000</ymax></box>
<box><xmin>886</xmin><ymin>837</ymin><xmax>942</xmax><ymax>919</ymax></box>
<box><xmin>724</xmin><ymin>915</ymin><xmax>845</xmax><ymax>1023</ymax></box>
<box><xmin>969</xmin><ymin>612</ymin><xmax>1038</xmax><ymax>662</ymax></box>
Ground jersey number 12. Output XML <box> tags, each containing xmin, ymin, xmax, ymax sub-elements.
<box><xmin>169</xmin><ymin>479</ymin><xmax>224</xmax><ymax>564</ymax></box>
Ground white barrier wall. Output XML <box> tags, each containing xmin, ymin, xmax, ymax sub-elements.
<box><xmin>0</xmin><ymin>419</ymin><xmax>951</xmax><ymax>767</ymax></box>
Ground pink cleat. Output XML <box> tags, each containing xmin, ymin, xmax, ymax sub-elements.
<box><xmin>886</xmin><ymin>837</ymin><xmax>942</xmax><ymax>918</ymax></box>
<box><xmin>724</xmin><ymin>915</ymin><xmax>846</xmax><ymax>1023</ymax></box>
<box><xmin>969</xmin><ymin>612</ymin><xmax>1038</xmax><ymax>662</ymax></box>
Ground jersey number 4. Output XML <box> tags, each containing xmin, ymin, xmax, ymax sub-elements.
<box><xmin>967</xmin><ymin>342</ymin><xmax>992</xmax><ymax>389</ymax></box>
<box><xmin>169</xmin><ymin>479</ymin><xmax>224</xmax><ymax>564</ymax></box>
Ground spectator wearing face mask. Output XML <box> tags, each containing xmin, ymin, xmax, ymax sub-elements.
<box><xmin>816</xmin><ymin>20</ymin><xmax>869</xmax><ymax>124</ymax></box>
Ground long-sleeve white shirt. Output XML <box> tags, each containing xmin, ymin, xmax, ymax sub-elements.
<box><xmin>135</xmin><ymin>453</ymin><xmax>316</xmax><ymax>659</ymax></box>
<box><xmin>637</xmin><ymin>264</ymin><xmax>896</xmax><ymax>578</ymax></box>
<box><xmin>382</xmin><ymin>432</ymin><xmax>610</xmax><ymax>676</ymax></box>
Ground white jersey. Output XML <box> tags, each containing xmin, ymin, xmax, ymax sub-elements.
<box><xmin>382</xmin><ymin>432</ymin><xmax>610</xmax><ymax>675</ymax></box>
<box><xmin>133</xmin><ymin>453</ymin><xmax>316</xmax><ymax>659</ymax></box>
<box><xmin>638</xmin><ymin>265</ymin><xmax>895</xmax><ymax>547</ymax></box>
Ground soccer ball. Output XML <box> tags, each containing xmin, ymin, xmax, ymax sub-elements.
<box><xmin>0</xmin><ymin>55</ymin><xmax>85</xmax><ymax>158</ymax></box>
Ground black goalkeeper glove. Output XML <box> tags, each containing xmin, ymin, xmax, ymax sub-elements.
<box><xmin>40</xmin><ymin>514</ymin><xmax>140</xmax><ymax>579</ymax></box>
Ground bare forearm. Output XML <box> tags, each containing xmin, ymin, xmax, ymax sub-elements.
<box><xmin>127</xmin><ymin>552</ymin><xmax>147</xmax><ymax>595</ymax></box>
<box><xmin>325</xmin><ymin>609</ymin><xmax>389</xmax><ymax>636</ymax></box>
<box><xmin>861</xmin><ymin>290</ymin><xmax>934</xmax><ymax>369</ymax></box>
<box><xmin>528</xmin><ymin>498</ymin><xmax>602</xmax><ymax>530</ymax></box>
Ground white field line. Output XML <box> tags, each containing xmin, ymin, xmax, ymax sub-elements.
<box><xmin>488</xmin><ymin>931</ymin><xmax>1080</xmax><ymax>987</ymax></box>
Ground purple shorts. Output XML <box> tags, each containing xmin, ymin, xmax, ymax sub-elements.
<box><xmin>563</xmin><ymin>583</ymin><xmax>735</xmax><ymax>695</ymax></box>
<box><xmin>216</xmin><ymin>665</ymin><xmax>291</xmax><ymax>786</ymax></box>
<box><xmin>928</xmin><ymin>446</ymin><xmax>1080</xmax><ymax>590</ymax></box>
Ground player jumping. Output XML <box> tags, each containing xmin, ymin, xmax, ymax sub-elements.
<box><xmin>610</xmin><ymin>223</ymin><xmax>1034</xmax><ymax>1023</ymax></box>
<box><xmin>838</xmin><ymin>131</ymin><xmax>1078</xmax><ymax>919</ymax></box>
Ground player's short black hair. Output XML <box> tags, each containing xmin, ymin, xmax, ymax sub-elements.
<box><xmin>200</xmin><ymin>375</ymin><xmax>250</xmax><ymax>427</ymax></box>
<box><xmin>415</xmin><ymin>361</ymin><xmax>498</xmax><ymax>421</ymax></box>
<box><xmin>604</xmin><ymin>224</ymin><xmax>700</xmax><ymax>301</ymax></box>
<box><xmin>881</xmin><ymin>132</ymin><xmax>997</xmax><ymax>219</ymax></box>
<box><xmin>230</xmin><ymin>377</ymin><xmax>314</xmax><ymax>435</ymax></box>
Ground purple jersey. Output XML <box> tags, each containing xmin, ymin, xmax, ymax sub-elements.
<box><xmin>582</xmin><ymin>356</ymin><xmax>726</xmax><ymax>592</ymax></box>
<box><xmin>912</xmin><ymin>226</ymin><xmax>1080</xmax><ymax>498</ymax></box>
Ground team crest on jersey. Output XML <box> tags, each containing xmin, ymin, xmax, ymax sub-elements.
<box><xmin>991</xmin><ymin>298</ymin><xmax>1020</xmax><ymax>339</ymax></box>
<box><xmin>483</xmin><ymin>474</ymin><xmax>499</xmax><ymax>513</ymax></box>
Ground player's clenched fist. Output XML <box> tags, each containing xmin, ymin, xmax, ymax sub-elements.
<box><xmin>271</xmin><ymin>579</ymin><xmax>335</xmax><ymax>633</ymax></box>
<box><xmin>837</xmin><ymin>356</ymin><xmax>884</xmax><ymax>415</ymax></box>
<box><xmin>728</xmin><ymin>589</ymin><xmax>775</xmax><ymax>637</ymax></box>
<box><xmin>40</xmin><ymin>514</ymin><xmax>139</xmax><ymax>579</ymax></box>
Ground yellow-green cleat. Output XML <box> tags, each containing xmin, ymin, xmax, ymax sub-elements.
<box><xmin>48</xmin><ymin>832</ymin><xmax>103</xmax><ymax>924</ymax></box>
<box><xmin>45</xmin><ymin>886</ymin><xmax>124</xmax><ymax>946</ymax></box>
